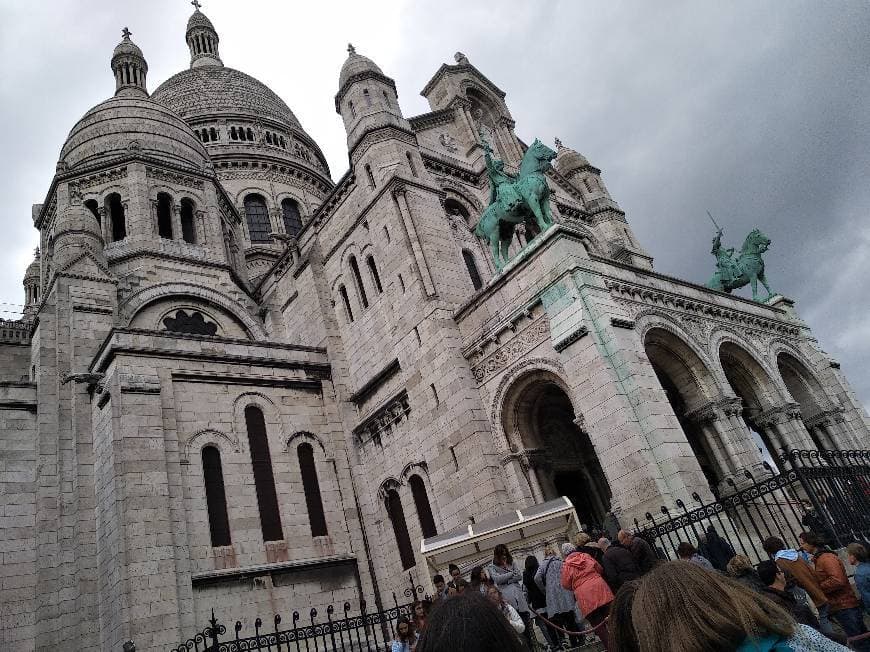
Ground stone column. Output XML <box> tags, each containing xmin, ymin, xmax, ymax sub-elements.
<box><xmin>757</xmin><ymin>403</ymin><xmax>816</xmax><ymax>452</ymax></box>
<box><xmin>500</xmin><ymin>453</ymin><xmax>536</xmax><ymax>506</ymax></box>
<box><xmin>392</xmin><ymin>186</ymin><xmax>436</xmax><ymax>297</ymax></box>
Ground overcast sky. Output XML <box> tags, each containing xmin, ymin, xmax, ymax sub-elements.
<box><xmin>1</xmin><ymin>0</ymin><xmax>868</xmax><ymax>408</ymax></box>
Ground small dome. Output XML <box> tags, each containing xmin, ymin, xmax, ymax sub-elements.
<box><xmin>24</xmin><ymin>250</ymin><xmax>40</xmax><ymax>282</ymax></box>
<box><xmin>112</xmin><ymin>34</ymin><xmax>144</xmax><ymax>60</ymax></box>
<box><xmin>187</xmin><ymin>9</ymin><xmax>215</xmax><ymax>34</ymax></box>
<box><xmin>339</xmin><ymin>44</ymin><xmax>383</xmax><ymax>90</ymax></box>
<box><xmin>59</xmin><ymin>96</ymin><xmax>210</xmax><ymax>171</ymax></box>
<box><xmin>554</xmin><ymin>138</ymin><xmax>590</xmax><ymax>175</ymax></box>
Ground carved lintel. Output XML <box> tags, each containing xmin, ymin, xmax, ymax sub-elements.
<box><xmin>610</xmin><ymin>316</ymin><xmax>635</xmax><ymax>329</ymax></box>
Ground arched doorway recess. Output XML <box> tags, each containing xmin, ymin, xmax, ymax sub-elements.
<box><xmin>777</xmin><ymin>353</ymin><xmax>838</xmax><ymax>449</ymax></box>
<box><xmin>644</xmin><ymin>328</ymin><xmax>731</xmax><ymax>492</ymax></box>
<box><xmin>502</xmin><ymin>373</ymin><xmax>611</xmax><ymax>529</ymax></box>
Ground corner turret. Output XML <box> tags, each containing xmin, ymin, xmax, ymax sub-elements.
<box><xmin>111</xmin><ymin>28</ymin><xmax>148</xmax><ymax>97</ymax></box>
<box><xmin>186</xmin><ymin>0</ymin><xmax>223</xmax><ymax>68</ymax></box>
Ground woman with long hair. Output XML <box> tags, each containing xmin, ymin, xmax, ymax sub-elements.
<box><xmin>412</xmin><ymin>599</ymin><xmax>430</xmax><ymax>635</ymax></box>
<box><xmin>487</xmin><ymin>544</ymin><xmax>533</xmax><ymax>648</ymax></box>
<box><xmin>610</xmin><ymin>560</ymin><xmax>850</xmax><ymax>652</ymax></box>
<box><xmin>415</xmin><ymin>591</ymin><xmax>526</xmax><ymax>652</ymax></box>
<box><xmin>390</xmin><ymin>616</ymin><xmax>417</xmax><ymax>652</ymax></box>
<box><xmin>469</xmin><ymin>565</ymin><xmax>490</xmax><ymax>595</ymax></box>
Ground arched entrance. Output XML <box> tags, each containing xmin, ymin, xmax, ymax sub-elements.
<box><xmin>719</xmin><ymin>342</ymin><xmax>785</xmax><ymax>465</ymax></box>
<box><xmin>777</xmin><ymin>353</ymin><xmax>831</xmax><ymax>449</ymax></box>
<box><xmin>502</xmin><ymin>373</ymin><xmax>611</xmax><ymax>529</ymax></box>
<box><xmin>644</xmin><ymin>328</ymin><xmax>726</xmax><ymax>491</ymax></box>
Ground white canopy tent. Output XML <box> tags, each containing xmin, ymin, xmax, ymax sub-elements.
<box><xmin>420</xmin><ymin>497</ymin><xmax>581</xmax><ymax>576</ymax></box>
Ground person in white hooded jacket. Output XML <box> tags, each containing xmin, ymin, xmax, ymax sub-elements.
<box><xmin>486</xmin><ymin>585</ymin><xmax>525</xmax><ymax>634</ymax></box>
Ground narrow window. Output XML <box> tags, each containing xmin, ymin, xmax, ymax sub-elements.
<box><xmin>279</xmin><ymin>136</ymin><xmax>286</xmax><ymax>149</ymax></box>
<box><xmin>156</xmin><ymin>193</ymin><xmax>173</xmax><ymax>239</ymax></box>
<box><xmin>430</xmin><ymin>383</ymin><xmax>439</xmax><ymax>405</ymax></box>
<box><xmin>244</xmin><ymin>406</ymin><xmax>283</xmax><ymax>542</ymax></box>
<box><xmin>366</xmin><ymin>256</ymin><xmax>383</xmax><ymax>293</ymax></box>
<box><xmin>349</xmin><ymin>256</ymin><xmax>368</xmax><ymax>308</ymax></box>
<box><xmin>363</xmin><ymin>88</ymin><xmax>371</xmax><ymax>106</ymax></box>
<box><xmin>202</xmin><ymin>446</ymin><xmax>231</xmax><ymax>547</ymax></box>
<box><xmin>230</xmin><ymin>126</ymin><xmax>238</xmax><ymax>140</ymax></box>
<box><xmin>298</xmin><ymin>443</ymin><xmax>328</xmax><ymax>537</ymax></box>
<box><xmin>238</xmin><ymin>127</ymin><xmax>246</xmax><ymax>141</ymax></box>
<box><xmin>84</xmin><ymin>199</ymin><xmax>100</xmax><ymax>224</ymax></box>
<box><xmin>383</xmin><ymin>225</ymin><xmax>390</xmax><ymax>243</ymax></box>
<box><xmin>406</xmin><ymin>151</ymin><xmax>418</xmax><ymax>177</ymax></box>
<box><xmin>413</xmin><ymin>326</ymin><xmax>421</xmax><ymax>346</ymax></box>
<box><xmin>281</xmin><ymin>198</ymin><xmax>303</xmax><ymax>239</ymax></box>
<box><xmin>180</xmin><ymin>198</ymin><xmax>197</xmax><ymax>244</ymax></box>
<box><xmin>266</xmin><ymin>132</ymin><xmax>273</xmax><ymax>145</ymax></box>
<box><xmin>365</xmin><ymin>164</ymin><xmax>375</xmax><ymax>189</ymax></box>
<box><xmin>462</xmin><ymin>250</ymin><xmax>483</xmax><ymax>290</ymax></box>
<box><xmin>339</xmin><ymin>285</ymin><xmax>354</xmax><ymax>322</ymax></box>
<box><xmin>348</xmin><ymin>101</ymin><xmax>356</xmax><ymax>118</ymax></box>
<box><xmin>209</xmin><ymin>127</ymin><xmax>217</xmax><ymax>141</ymax></box>
<box><xmin>246</xmin><ymin>128</ymin><xmax>254</xmax><ymax>141</ymax></box>
<box><xmin>409</xmin><ymin>474</ymin><xmax>437</xmax><ymax>538</ymax></box>
<box><xmin>107</xmin><ymin>193</ymin><xmax>126</xmax><ymax>242</ymax></box>
<box><xmin>383</xmin><ymin>90</ymin><xmax>390</xmax><ymax>107</ymax></box>
<box><xmin>244</xmin><ymin>194</ymin><xmax>272</xmax><ymax>243</ymax></box>
<box><xmin>398</xmin><ymin>274</ymin><xmax>405</xmax><ymax>292</ymax></box>
<box><xmin>386</xmin><ymin>489</ymin><xmax>415</xmax><ymax>570</ymax></box>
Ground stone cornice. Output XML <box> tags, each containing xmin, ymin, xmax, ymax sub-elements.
<box><xmin>408</xmin><ymin>107</ymin><xmax>456</xmax><ymax>132</ymax></box>
<box><xmin>604</xmin><ymin>277</ymin><xmax>800</xmax><ymax>338</ymax></box>
<box><xmin>348</xmin><ymin>358</ymin><xmax>401</xmax><ymax>406</ymax></box>
<box><xmin>334</xmin><ymin>70</ymin><xmax>398</xmax><ymax>109</ymax></box>
<box><xmin>348</xmin><ymin>124</ymin><xmax>418</xmax><ymax>165</ymax></box>
<box><xmin>422</xmin><ymin>154</ymin><xmax>482</xmax><ymax>185</ymax></box>
<box><xmin>420</xmin><ymin>62</ymin><xmax>506</xmax><ymax>99</ymax></box>
<box><xmin>353</xmin><ymin>389</ymin><xmax>411</xmax><ymax>446</ymax></box>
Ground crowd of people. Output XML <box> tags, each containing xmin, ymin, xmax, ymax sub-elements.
<box><xmin>389</xmin><ymin>527</ymin><xmax>870</xmax><ymax>652</ymax></box>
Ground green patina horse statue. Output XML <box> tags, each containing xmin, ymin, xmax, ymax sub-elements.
<box><xmin>474</xmin><ymin>138</ymin><xmax>557</xmax><ymax>271</ymax></box>
<box><xmin>705</xmin><ymin>228</ymin><xmax>776</xmax><ymax>302</ymax></box>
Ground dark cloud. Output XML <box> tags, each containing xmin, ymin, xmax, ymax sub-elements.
<box><xmin>1</xmin><ymin>1</ymin><xmax>867</xmax><ymax>407</ymax></box>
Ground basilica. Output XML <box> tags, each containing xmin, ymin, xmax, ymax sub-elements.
<box><xmin>1</xmin><ymin>4</ymin><xmax>867</xmax><ymax>651</ymax></box>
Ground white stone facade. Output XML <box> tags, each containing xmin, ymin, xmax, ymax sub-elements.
<box><xmin>1</xmin><ymin>10</ymin><xmax>868</xmax><ymax>652</ymax></box>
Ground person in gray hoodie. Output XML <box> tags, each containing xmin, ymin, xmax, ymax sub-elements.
<box><xmin>535</xmin><ymin>543</ymin><xmax>582</xmax><ymax>649</ymax></box>
<box><xmin>488</xmin><ymin>544</ymin><xmax>532</xmax><ymax>649</ymax></box>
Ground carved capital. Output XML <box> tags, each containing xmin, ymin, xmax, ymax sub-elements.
<box><xmin>686</xmin><ymin>401</ymin><xmax>721</xmax><ymax>425</ymax></box>
<box><xmin>391</xmin><ymin>184</ymin><xmax>407</xmax><ymax>200</ymax></box>
<box><xmin>755</xmin><ymin>402</ymin><xmax>802</xmax><ymax>428</ymax></box>
<box><xmin>804</xmin><ymin>406</ymin><xmax>845</xmax><ymax>429</ymax></box>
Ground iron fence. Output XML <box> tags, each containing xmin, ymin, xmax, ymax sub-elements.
<box><xmin>170</xmin><ymin>573</ymin><xmax>426</xmax><ymax>652</ymax></box>
<box><xmin>635</xmin><ymin>449</ymin><xmax>870</xmax><ymax>564</ymax></box>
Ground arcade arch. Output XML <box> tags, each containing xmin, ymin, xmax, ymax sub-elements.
<box><xmin>501</xmin><ymin>371</ymin><xmax>611</xmax><ymax>528</ymax></box>
<box><xmin>777</xmin><ymin>352</ymin><xmax>834</xmax><ymax>449</ymax></box>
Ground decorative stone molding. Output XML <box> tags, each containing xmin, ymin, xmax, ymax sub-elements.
<box><xmin>685</xmin><ymin>396</ymin><xmax>743</xmax><ymax>424</ymax></box>
<box><xmin>610</xmin><ymin>316</ymin><xmax>635</xmax><ymax>329</ymax></box>
<box><xmin>501</xmin><ymin>447</ymin><xmax>549</xmax><ymax>473</ymax></box>
<box><xmin>470</xmin><ymin>318</ymin><xmax>550</xmax><ymax>383</ymax></box>
<box><xmin>755</xmin><ymin>402</ymin><xmax>803</xmax><ymax>428</ymax></box>
<box><xmin>422</xmin><ymin>155</ymin><xmax>481</xmax><ymax>185</ymax></box>
<box><xmin>145</xmin><ymin>166</ymin><xmax>204</xmax><ymax>190</ymax></box>
<box><xmin>608</xmin><ymin>280</ymin><xmax>801</xmax><ymax>340</ymax></box>
<box><xmin>408</xmin><ymin>108</ymin><xmax>456</xmax><ymax>132</ymax></box>
<box><xmin>553</xmin><ymin>325</ymin><xmax>589</xmax><ymax>352</ymax></box>
<box><xmin>353</xmin><ymin>390</ymin><xmax>411</xmax><ymax>446</ymax></box>
<box><xmin>181</xmin><ymin>428</ymin><xmax>241</xmax><ymax>465</ymax></box>
<box><xmin>803</xmin><ymin>407</ymin><xmax>846</xmax><ymax>429</ymax></box>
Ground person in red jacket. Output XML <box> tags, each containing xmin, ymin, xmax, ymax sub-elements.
<box><xmin>561</xmin><ymin>544</ymin><xmax>615</xmax><ymax>651</ymax></box>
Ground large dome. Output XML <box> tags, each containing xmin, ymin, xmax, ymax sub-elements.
<box><xmin>152</xmin><ymin>66</ymin><xmax>302</xmax><ymax>129</ymax></box>
<box><xmin>59</xmin><ymin>95</ymin><xmax>210</xmax><ymax>171</ymax></box>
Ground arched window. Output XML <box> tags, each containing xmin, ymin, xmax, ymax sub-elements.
<box><xmin>462</xmin><ymin>249</ymin><xmax>483</xmax><ymax>290</ymax></box>
<box><xmin>365</xmin><ymin>164</ymin><xmax>375</xmax><ymax>189</ymax></box>
<box><xmin>409</xmin><ymin>474</ymin><xmax>437</xmax><ymax>538</ymax></box>
<box><xmin>244</xmin><ymin>194</ymin><xmax>272</xmax><ymax>243</ymax></box>
<box><xmin>339</xmin><ymin>285</ymin><xmax>353</xmax><ymax>322</ymax></box>
<box><xmin>230</xmin><ymin>126</ymin><xmax>238</xmax><ymax>140</ymax></box>
<box><xmin>366</xmin><ymin>256</ymin><xmax>383</xmax><ymax>293</ymax></box>
<box><xmin>202</xmin><ymin>446</ymin><xmax>231</xmax><ymax>547</ymax></box>
<box><xmin>107</xmin><ymin>193</ymin><xmax>126</xmax><ymax>242</ymax></box>
<box><xmin>246</xmin><ymin>128</ymin><xmax>254</xmax><ymax>141</ymax></box>
<box><xmin>348</xmin><ymin>101</ymin><xmax>356</xmax><ymax>118</ymax></box>
<box><xmin>297</xmin><ymin>443</ymin><xmax>328</xmax><ymax>537</ymax></box>
<box><xmin>156</xmin><ymin>192</ymin><xmax>173</xmax><ymax>239</ymax></box>
<box><xmin>386</xmin><ymin>489</ymin><xmax>415</xmax><ymax>570</ymax></box>
<box><xmin>363</xmin><ymin>88</ymin><xmax>371</xmax><ymax>106</ymax></box>
<box><xmin>406</xmin><ymin>152</ymin><xmax>418</xmax><ymax>177</ymax></box>
<box><xmin>84</xmin><ymin>199</ymin><xmax>100</xmax><ymax>224</ymax></box>
<box><xmin>281</xmin><ymin>198</ymin><xmax>303</xmax><ymax>239</ymax></box>
<box><xmin>349</xmin><ymin>256</ymin><xmax>368</xmax><ymax>308</ymax></box>
<box><xmin>266</xmin><ymin>132</ymin><xmax>273</xmax><ymax>145</ymax></box>
<box><xmin>180</xmin><ymin>198</ymin><xmax>197</xmax><ymax>244</ymax></box>
<box><xmin>238</xmin><ymin>127</ymin><xmax>246</xmax><ymax>141</ymax></box>
<box><xmin>209</xmin><ymin>127</ymin><xmax>218</xmax><ymax>141</ymax></box>
<box><xmin>383</xmin><ymin>90</ymin><xmax>391</xmax><ymax>107</ymax></box>
<box><xmin>244</xmin><ymin>406</ymin><xmax>283</xmax><ymax>542</ymax></box>
<box><xmin>279</xmin><ymin>136</ymin><xmax>286</xmax><ymax>149</ymax></box>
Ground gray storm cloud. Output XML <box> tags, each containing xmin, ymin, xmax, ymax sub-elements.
<box><xmin>1</xmin><ymin>0</ymin><xmax>867</xmax><ymax>404</ymax></box>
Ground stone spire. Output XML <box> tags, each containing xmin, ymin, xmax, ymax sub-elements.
<box><xmin>111</xmin><ymin>27</ymin><xmax>148</xmax><ymax>97</ymax></box>
<box><xmin>186</xmin><ymin>0</ymin><xmax>223</xmax><ymax>68</ymax></box>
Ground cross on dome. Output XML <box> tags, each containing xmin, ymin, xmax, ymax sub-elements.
<box><xmin>121</xmin><ymin>27</ymin><xmax>132</xmax><ymax>39</ymax></box>
<box><xmin>347</xmin><ymin>43</ymin><xmax>356</xmax><ymax>55</ymax></box>
<box><xmin>191</xmin><ymin>0</ymin><xmax>202</xmax><ymax>10</ymax></box>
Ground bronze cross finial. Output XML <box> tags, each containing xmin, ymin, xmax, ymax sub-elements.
<box><xmin>121</xmin><ymin>27</ymin><xmax>132</xmax><ymax>39</ymax></box>
<box><xmin>191</xmin><ymin>0</ymin><xmax>202</xmax><ymax>10</ymax></box>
